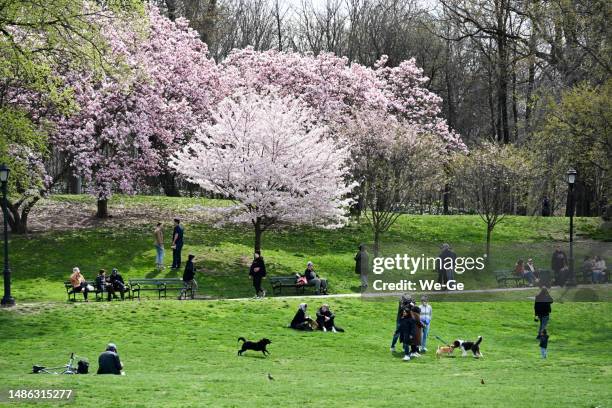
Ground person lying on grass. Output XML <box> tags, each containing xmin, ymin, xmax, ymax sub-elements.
<box><xmin>316</xmin><ymin>304</ymin><xmax>344</xmax><ymax>333</ymax></box>
<box><xmin>290</xmin><ymin>303</ymin><xmax>314</xmax><ymax>331</ymax></box>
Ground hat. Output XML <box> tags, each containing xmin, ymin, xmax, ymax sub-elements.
<box><xmin>307</xmin><ymin>261</ymin><xmax>314</xmax><ymax>267</ymax></box>
<box><xmin>106</xmin><ymin>343</ymin><xmax>117</xmax><ymax>352</ymax></box>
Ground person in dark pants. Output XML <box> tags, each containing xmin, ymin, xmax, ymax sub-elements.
<box><xmin>171</xmin><ymin>218</ymin><xmax>184</xmax><ymax>269</ymax></box>
<box><xmin>391</xmin><ymin>294</ymin><xmax>413</xmax><ymax>351</ymax></box>
<box><xmin>539</xmin><ymin>329</ymin><xmax>549</xmax><ymax>358</ymax></box>
<box><xmin>436</xmin><ymin>243</ymin><xmax>457</xmax><ymax>285</ymax></box>
<box><xmin>541</xmin><ymin>196</ymin><xmax>551</xmax><ymax>217</ymax></box>
<box><xmin>290</xmin><ymin>303</ymin><xmax>313</xmax><ymax>331</ymax></box>
<box><xmin>551</xmin><ymin>246</ymin><xmax>568</xmax><ymax>285</ymax></box>
<box><xmin>355</xmin><ymin>244</ymin><xmax>369</xmax><ymax>291</ymax></box>
<box><xmin>315</xmin><ymin>304</ymin><xmax>344</xmax><ymax>332</ymax></box>
<box><xmin>109</xmin><ymin>268</ymin><xmax>126</xmax><ymax>300</ymax></box>
<box><xmin>70</xmin><ymin>267</ymin><xmax>90</xmax><ymax>301</ymax></box>
<box><xmin>249</xmin><ymin>251</ymin><xmax>267</xmax><ymax>298</ymax></box>
<box><xmin>97</xmin><ymin>343</ymin><xmax>124</xmax><ymax>375</ymax></box>
<box><xmin>535</xmin><ymin>287</ymin><xmax>553</xmax><ymax>338</ymax></box>
<box><xmin>179</xmin><ymin>254</ymin><xmax>197</xmax><ymax>299</ymax></box>
<box><xmin>95</xmin><ymin>269</ymin><xmax>114</xmax><ymax>301</ymax></box>
<box><xmin>398</xmin><ymin>309</ymin><xmax>416</xmax><ymax>361</ymax></box>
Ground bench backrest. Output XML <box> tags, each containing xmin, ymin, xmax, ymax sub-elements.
<box><xmin>129</xmin><ymin>278</ymin><xmax>184</xmax><ymax>286</ymax></box>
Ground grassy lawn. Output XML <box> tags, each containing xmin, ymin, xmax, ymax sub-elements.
<box><xmin>0</xmin><ymin>298</ymin><xmax>610</xmax><ymax>407</ymax></box>
<box><xmin>4</xmin><ymin>195</ymin><xmax>609</xmax><ymax>301</ymax></box>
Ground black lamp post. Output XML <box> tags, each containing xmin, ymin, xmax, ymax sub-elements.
<box><xmin>566</xmin><ymin>168</ymin><xmax>577</xmax><ymax>287</ymax></box>
<box><xmin>0</xmin><ymin>164</ymin><xmax>15</xmax><ymax>306</ymax></box>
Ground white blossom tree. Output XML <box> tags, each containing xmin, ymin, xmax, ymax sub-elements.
<box><xmin>172</xmin><ymin>90</ymin><xmax>353</xmax><ymax>252</ymax></box>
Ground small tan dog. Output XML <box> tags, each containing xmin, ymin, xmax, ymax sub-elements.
<box><xmin>436</xmin><ymin>345</ymin><xmax>455</xmax><ymax>358</ymax></box>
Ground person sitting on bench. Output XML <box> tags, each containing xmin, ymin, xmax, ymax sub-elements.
<box><xmin>97</xmin><ymin>343</ymin><xmax>124</xmax><ymax>375</ymax></box>
<box><xmin>316</xmin><ymin>304</ymin><xmax>344</xmax><ymax>332</ymax></box>
<box><xmin>109</xmin><ymin>268</ymin><xmax>126</xmax><ymax>300</ymax></box>
<box><xmin>70</xmin><ymin>267</ymin><xmax>90</xmax><ymax>301</ymax></box>
<box><xmin>290</xmin><ymin>303</ymin><xmax>313</xmax><ymax>331</ymax></box>
<box><xmin>300</xmin><ymin>262</ymin><xmax>328</xmax><ymax>295</ymax></box>
<box><xmin>95</xmin><ymin>269</ymin><xmax>114</xmax><ymax>301</ymax></box>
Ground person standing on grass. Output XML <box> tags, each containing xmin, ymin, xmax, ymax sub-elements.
<box><xmin>171</xmin><ymin>218</ymin><xmax>184</xmax><ymax>269</ymax></box>
<box><xmin>249</xmin><ymin>251</ymin><xmax>267</xmax><ymax>298</ymax></box>
<box><xmin>70</xmin><ymin>267</ymin><xmax>90</xmax><ymax>301</ymax></box>
<box><xmin>398</xmin><ymin>309</ymin><xmax>416</xmax><ymax>361</ymax></box>
<box><xmin>539</xmin><ymin>329</ymin><xmax>549</xmax><ymax>359</ymax></box>
<box><xmin>419</xmin><ymin>296</ymin><xmax>432</xmax><ymax>353</ymax></box>
<box><xmin>437</xmin><ymin>243</ymin><xmax>457</xmax><ymax>285</ymax></box>
<box><xmin>534</xmin><ymin>287</ymin><xmax>553</xmax><ymax>338</ymax></box>
<box><xmin>97</xmin><ymin>343</ymin><xmax>124</xmax><ymax>375</ymax></box>
<box><xmin>179</xmin><ymin>254</ymin><xmax>197</xmax><ymax>300</ymax></box>
<box><xmin>154</xmin><ymin>222</ymin><xmax>164</xmax><ymax>271</ymax></box>
<box><xmin>391</xmin><ymin>294</ymin><xmax>413</xmax><ymax>352</ymax></box>
<box><xmin>354</xmin><ymin>244</ymin><xmax>369</xmax><ymax>291</ymax></box>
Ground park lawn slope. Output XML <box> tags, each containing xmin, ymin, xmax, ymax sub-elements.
<box><xmin>0</xmin><ymin>298</ymin><xmax>610</xmax><ymax>407</ymax></box>
<box><xmin>4</xmin><ymin>195</ymin><xmax>607</xmax><ymax>301</ymax></box>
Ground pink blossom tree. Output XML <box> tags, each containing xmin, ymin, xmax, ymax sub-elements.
<box><xmin>53</xmin><ymin>7</ymin><xmax>222</xmax><ymax>217</ymax></box>
<box><xmin>172</xmin><ymin>90</ymin><xmax>353</xmax><ymax>252</ymax></box>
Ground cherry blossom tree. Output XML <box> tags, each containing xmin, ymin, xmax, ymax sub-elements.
<box><xmin>172</xmin><ymin>90</ymin><xmax>353</xmax><ymax>252</ymax></box>
<box><xmin>53</xmin><ymin>7</ymin><xmax>222</xmax><ymax>217</ymax></box>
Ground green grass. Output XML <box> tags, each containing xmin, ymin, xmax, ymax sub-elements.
<box><xmin>0</xmin><ymin>298</ymin><xmax>610</xmax><ymax>407</ymax></box>
<box><xmin>4</xmin><ymin>195</ymin><xmax>608</xmax><ymax>301</ymax></box>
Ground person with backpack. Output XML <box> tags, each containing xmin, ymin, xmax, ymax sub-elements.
<box><xmin>249</xmin><ymin>251</ymin><xmax>267</xmax><ymax>298</ymax></box>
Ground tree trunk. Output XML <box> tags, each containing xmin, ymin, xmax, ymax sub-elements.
<box><xmin>486</xmin><ymin>224</ymin><xmax>493</xmax><ymax>260</ymax></box>
<box><xmin>97</xmin><ymin>199</ymin><xmax>109</xmax><ymax>218</ymax></box>
<box><xmin>443</xmin><ymin>183</ymin><xmax>450</xmax><ymax>215</ymax></box>
<box><xmin>166</xmin><ymin>0</ymin><xmax>177</xmax><ymax>21</ymax></box>
<box><xmin>160</xmin><ymin>171</ymin><xmax>181</xmax><ymax>197</ymax></box>
<box><xmin>373</xmin><ymin>229</ymin><xmax>380</xmax><ymax>257</ymax></box>
<box><xmin>525</xmin><ymin>33</ymin><xmax>536</xmax><ymax>136</ymax></box>
<box><xmin>496</xmin><ymin>0</ymin><xmax>510</xmax><ymax>143</ymax></box>
<box><xmin>254</xmin><ymin>217</ymin><xmax>262</xmax><ymax>253</ymax></box>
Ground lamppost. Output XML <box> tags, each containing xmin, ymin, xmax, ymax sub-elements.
<box><xmin>566</xmin><ymin>168</ymin><xmax>577</xmax><ymax>287</ymax></box>
<box><xmin>0</xmin><ymin>164</ymin><xmax>15</xmax><ymax>306</ymax></box>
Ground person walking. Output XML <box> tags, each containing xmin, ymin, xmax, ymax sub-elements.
<box><xmin>154</xmin><ymin>222</ymin><xmax>164</xmax><ymax>271</ymax></box>
<box><xmin>390</xmin><ymin>294</ymin><xmax>413</xmax><ymax>352</ymax></box>
<box><xmin>171</xmin><ymin>218</ymin><xmax>184</xmax><ymax>269</ymax></box>
<box><xmin>354</xmin><ymin>244</ymin><xmax>369</xmax><ymax>291</ymax></box>
<box><xmin>249</xmin><ymin>251</ymin><xmax>267</xmax><ymax>298</ymax></box>
<box><xmin>539</xmin><ymin>329</ymin><xmax>549</xmax><ymax>359</ymax></box>
<box><xmin>419</xmin><ymin>296</ymin><xmax>432</xmax><ymax>353</ymax></box>
<box><xmin>535</xmin><ymin>287</ymin><xmax>553</xmax><ymax>338</ymax></box>
<box><xmin>179</xmin><ymin>254</ymin><xmax>197</xmax><ymax>300</ymax></box>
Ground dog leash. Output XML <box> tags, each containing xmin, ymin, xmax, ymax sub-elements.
<box><xmin>433</xmin><ymin>334</ymin><xmax>450</xmax><ymax>345</ymax></box>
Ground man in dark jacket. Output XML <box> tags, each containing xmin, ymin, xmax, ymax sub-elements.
<box><xmin>355</xmin><ymin>244</ymin><xmax>369</xmax><ymax>291</ymax></box>
<box><xmin>302</xmin><ymin>262</ymin><xmax>328</xmax><ymax>295</ymax></box>
<box><xmin>95</xmin><ymin>269</ymin><xmax>113</xmax><ymax>301</ymax></box>
<box><xmin>534</xmin><ymin>288</ymin><xmax>553</xmax><ymax>338</ymax></box>
<box><xmin>109</xmin><ymin>268</ymin><xmax>126</xmax><ymax>300</ymax></box>
<box><xmin>315</xmin><ymin>304</ymin><xmax>344</xmax><ymax>332</ymax></box>
<box><xmin>179</xmin><ymin>254</ymin><xmax>197</xmax><ymax>300</ymax></box>
<box><xmin>97</xmin><ymin>343</ymin><xmax>123</xmax><ymax>375</ymax></box>
<box><xmin>437</xmin><ymin>244</ymin><xmax>457</xmax><ymax>285</ymax></box>
<box><xmin>399</xmin><ymin>309</ymin><xmax>416</xmax><ymax>361</ymax></box>
<box><xmin>171</xmin><ymin>218</ymin><xmax>184</xmax><ymax>269</ymax></box>
<box><xmin>249</xmin><ymin>251</ymin><xmax>267</xmax><ymax>298</ymax></box>
<box><xmin>551</xmin><ymin>246</ymin><xmax>568</xmax><ymax>285</ymax></box>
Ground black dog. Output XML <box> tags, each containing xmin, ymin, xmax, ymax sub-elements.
<box><xmin>453</xmin><ymin>336</ymin><xmax>483</xmax><ymax>358</ymax></box>
<box><xmin>237</xmin><ymin>337</ymin><xmax>272</xmax><ymax>356</ymax></box>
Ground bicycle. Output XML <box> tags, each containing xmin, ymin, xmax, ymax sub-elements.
<box><xmin>32</xmin><ymin>353</ymin><xmax>82</xmax><ymax>374</ymax></box>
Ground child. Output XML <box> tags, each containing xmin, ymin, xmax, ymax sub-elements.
<box><xmin>398</xmin><ymin>309</ymin><xmax>416</xmax><ymax>361</ymax></box>
<box><xmin>539</xmin><ymin>329</ymin><xmax>549</xmax><ymax>359</ymax></box>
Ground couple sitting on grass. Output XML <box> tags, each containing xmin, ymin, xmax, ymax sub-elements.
<box><xmin>290</xmin><ymin>303</ymin><xmax>344</xmax><ymax>332</ymax></box>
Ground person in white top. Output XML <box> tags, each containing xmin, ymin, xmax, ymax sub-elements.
<box><xmin>592</xmin><ymin>256</ymin><xmax>607</xmax><ymax>283</ymax></box>
<box><xmin>419</xmin><ymin>296</ymin><xmax>432</xmax><ymax>352</ymax></box>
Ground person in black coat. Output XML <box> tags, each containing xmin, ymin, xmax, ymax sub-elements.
<box><xmin>551</xmin><ymin>246</ymin><xmax>568</xmax><ymax>285</ymax></box>
<box><xmin>436</xmin><ymin>243</ymin><xmax>457</xmax><ymax>284</ymax></box>
<box><xmin>249</xmin><ymin>251</ymin><xmax>267</xmax><ymax>298</ymax></box>
<box><xmin>398</xmin><ymin>309</ymin><xmax>416</xmax><ymax>361</ymax></box>
<box><xmin>315</xmin><ymin>304</ymin><xmax>344</xmax><ymax>332</ymax></box>
<box><xmin>179</xmin><ymin>254</ymin><xmax>197</xmax><ymax>299</ymax></box>
<box><xmin>109</xmin><ymin>268</ymin><xmax>126</xmax><ymax>300</ymax></box>
<box><xmin>354</xmin><ymin>244</ymin><xmax>369</xmax><ymax>291</ymax></box>
<box><xmin>534</xmin><ymin>287</ymin><xmax>553</xmax><ymax>338</ymax></box>
<box><xmin>290</xmin><ymin>303</ymin><xmax>313</xmax><ymax>331</ymax></box>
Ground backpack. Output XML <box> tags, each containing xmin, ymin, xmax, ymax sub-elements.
<box><xmin>77</xmin><ymin>360</ymin><xmax>89</xmax><ymax>374</ymax></box>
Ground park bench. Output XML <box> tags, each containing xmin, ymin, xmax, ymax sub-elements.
<box><xmin>129</xmin><ymin>278</ymin><xmax>191</xmax><ymax>300</ymax></box>
<box><xmin>64</xmin><ymin>280</ymin><xmax>132</xmax><ymax>301</ymax></box>
<box><xmin>494</xmin><ymin>270</ymin><xmax>526</xmax><ymax>287</ymax></box>
<box><xmin>270</xmin><ymin>276</ymin><xmax>317</xmax><ymax>296</ymax></box>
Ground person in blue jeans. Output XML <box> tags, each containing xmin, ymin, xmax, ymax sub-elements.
<box><xmin>419</xmin><ymin>296</ymin><xmax>432</xmax><ymax>352</ymax></box>
<box><xmin>390</xmin><ymin>294</ymin><xmax>412</xmax><ymax>352</ymax></box>
<box><xmin>534</xmin><ymin>287</ymin><xmax>553</xmax><ymax>338</ymax></box>
<box><xmin>171</xmin><ymin>218</ymin><xmax>184</xmax><ymax>269</ymax></box>
<box><xmin>539</xmin><ymin>329</ymin><xmax>549</xmax><ymax>358</ymax></box>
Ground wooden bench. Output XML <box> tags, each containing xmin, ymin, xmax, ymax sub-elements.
<box><xmin>494</xmin><ymin>270</ymin><xmax>526</xmax><ymax>287</ymax></box>
<box><xmin>129</xmin><ymin>278</ymin><xmax>191</xmax><ymax>300</ymax></box>
<box><xmin>64</xmin><ymin>280</ymin><xmax>131</xmax><ymax>301</ymax></box>
<box><xmin>270</xmin><ymin>276</ymin><xmax>317</xmax><ymax>296</ymax></box>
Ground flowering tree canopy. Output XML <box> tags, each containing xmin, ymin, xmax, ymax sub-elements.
<box><xmin>172</xmin><ymin>90</ymin><xmax>353</xmax><ymax>252</ymax></box>
<box><xmin>53</xmin><ymin>7</ymin><xmax>222</xmax><ymax>216</ymax></box>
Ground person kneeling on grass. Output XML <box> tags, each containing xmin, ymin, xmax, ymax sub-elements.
<box><xmin>290</xmin><ymin>303</ymin><xmax>314</xmax><ymax>331</ymax></box>
<box><xmin>398</xmin><ymin>309</ymin><xmax>416</xmax><ymax>361</ymax></box>
<box><xmin>179</xmin><ymin>254</ymin><xmax>198</xmax><ymax>300</ymax></box>
<box><xmin>316</xmin><ymin>304</ymin><xmax>344</xmax><ymax>333</ymax></box>
<box><xmin>97</xmin><ymin>343</ymin><xmax>124</xmax><ymax>375</ymax></box>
